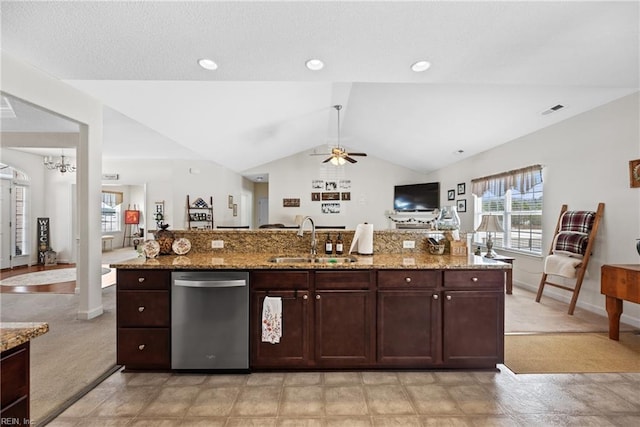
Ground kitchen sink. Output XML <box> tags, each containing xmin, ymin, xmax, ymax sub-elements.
<box><xmin>268</xmin><ymin>256</ymin><xmax>358</xmax><ymax>264</ymax></box>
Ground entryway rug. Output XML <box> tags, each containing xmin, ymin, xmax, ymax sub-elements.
<box><xmin>0</xmin><ymin>265</ymin><xmax>115</xmax><ymax>288</ymax></box>
<box><xmin>504</xmin><ymin>332</ymin><xmax>640</xmax><ymax>374</ymax></box>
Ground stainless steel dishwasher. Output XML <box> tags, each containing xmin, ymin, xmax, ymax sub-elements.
<box><xmin>171</xmin><ymin>271</ymin><xmax>249</xmax><ymax>371</ymax></box>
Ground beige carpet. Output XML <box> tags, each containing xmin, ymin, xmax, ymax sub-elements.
<box><xmin>0</xmin><ymin>286</ymin><xmax>117</xmax><ymax>423</ymax></box>
<box><xmin>505</xmin><ymin>332</ymin><xmax>640</xmax><ymax>374</ymax></box>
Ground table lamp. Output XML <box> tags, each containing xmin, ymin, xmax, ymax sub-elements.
<box><xmin>475</xmin><ymin>214</ymin><xmax>504</xmax><ymax>258</ymax></box>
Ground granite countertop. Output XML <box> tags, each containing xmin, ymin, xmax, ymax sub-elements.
<box><xmin>0</xmin><ymin>322</ymin><xmax>49</xmax><ymax>352</ymax></box>
<box><xmin>110</xmin><ymin>252</ymin><xmax>512</xmax><ymax>270</ymax></box>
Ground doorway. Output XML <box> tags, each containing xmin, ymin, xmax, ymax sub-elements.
<box><xmin>0</xmin><ymin>166</ymin><xmax>31</xmax><ymax>269</ymax></box>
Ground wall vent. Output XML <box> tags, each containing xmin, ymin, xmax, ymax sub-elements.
<box><xmin>541</xmin><ymin>104</ymin><xmax>565</xmax><ymax>116</ymax></box>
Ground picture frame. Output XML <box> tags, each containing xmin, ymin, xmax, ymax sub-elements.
<box><xmin>124</xmin><ymin>210</ymin><xmax>140</xmax><ymax>225</ymax></box>
<box><xmin>630</xmin><ymin>158</ymin><xmax>640</xmax><ymax>188</ymax></box>
<box><xmin>341</xmin><ymin>192</ymin><xmax>351</xmax><ymax>201</ymax></box>
<box><xmin>325</xmin><ymin>180</ymin><xmax>338</xmax><ymax>191</ymax></box>
<box><xmin>312</xmin><ymin>180</ymin><xmax>324</xmax><ymax>190</ymax></box>
<box><xmin>457</xmin><ymin>183</ymin><xmax>466</xmax><ymax>195</ymax></box>
<box><xmin>232</xmin><ymin>203</ymin><xmax>238</xmax><ymax>217</ymax></box>
<box><xmin>447</xmin><ymin>189</ymin><xmax>455</xmax><ymax>201</ymax></box>
<box><xmin>321</xmin><ymin>202</ymin><xmax>340</xmax><ymax>214</ymax></box>
<box><xmin>311</xmin><ymin>192</ymin><xmax>320</xmax><ymax>201</ymax></box>
<box><xmin>321</xmin><ymin>192</ymin><xmax>340</xmax><ymax>201</ymax></box>
<box><xmin>283</xmin><ymin>198</ymin><xmax>300</xmax><ymax>207</ymax></box>
<box><xmin>228</xmin><ymin>195</ymin><xmax>234</xmax><ymax>208</ymax></box>
<box><xmin>457</xmin><ymin>199</ymin><xmax>467</xmax><ymax>213</ymax></box>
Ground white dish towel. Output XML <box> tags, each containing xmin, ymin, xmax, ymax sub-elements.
<box><xmin>261</xmin><ymin>296</ymin><xmax>282</xmax><ymax>344</ymax></box>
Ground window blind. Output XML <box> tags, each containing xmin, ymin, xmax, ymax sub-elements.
<box><xmin>471</xmin><ymin>164</ymin><xmax>543</xmax><ymax>197</ymax></box>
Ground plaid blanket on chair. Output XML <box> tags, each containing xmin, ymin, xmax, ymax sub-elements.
<box><xmin>559</xmin><ymin>211</ymin><xmax>596</xmax><ymax>234</ymax></box>
<box><xmin>554</xmin><ymin>232</ymin><xmax>589</xmax><ymax>256</ymax></box>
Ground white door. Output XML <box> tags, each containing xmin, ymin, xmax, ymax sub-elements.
<box><xmin>0</xmin><ymin>179</ymin><xmax>11</xmax><ymax>269</ymax></box>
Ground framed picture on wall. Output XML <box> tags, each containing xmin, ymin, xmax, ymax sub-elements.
<box><xmin>457</xmin><ymin>199</ymin><xmax>467</xmax><ymax>213</ymax></box>
<box><xmin>457</xmin><ymin>183</ymin><xmax>466</xmax><ymax>195</ymax></box>
<box><xmin>447</xmin><ymin>189</ymin><xmax>455</xmax><ymax>201</ymax></box>
<box><xmin>311</xmin><ymin>192</ymin><xmax>320</xmax><ymax>201</ymax></box>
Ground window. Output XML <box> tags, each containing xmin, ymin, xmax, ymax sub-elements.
<box><xmin>102</xmin><ymin>191</ymin><xmax>123</xmax><ymax>232</ymax></box>
<box><xmin>472</xmin><ymin>165</ymin><xmax>543</xmax><ymax>255</ymax></box>
<box><xmin>14</xmin><ymin>185</ymin><xmax>27</xmax><ymax>256</ymax></box>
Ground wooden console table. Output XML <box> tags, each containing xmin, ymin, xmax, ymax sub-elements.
<box><xmin>601</xmin><ymin>264</ymin><xmax>640</xmax><ymax>340</ymax></box>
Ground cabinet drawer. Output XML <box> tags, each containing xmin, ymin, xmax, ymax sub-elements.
<box><xmin>251</xmin><ymin>271</ymin><xmax>310</xmax><ymax>290</ymax></box>
<box><xmin>117</xmin><ymin>291</ymin><xmax>170</xmax><ymax>327</ymax></box>
<box><xmin>315</xmin><ymin>270</ymin><xmax>373</xmax><ymax>290</ymax></box>
<box><xmin>444</xmin><ymin>270</ymin><xmax>505</xmax><ymax>289</ymax></box>
<box><xmin>117</xmin><ymin>328</ymin><xmax>170</xmax><ymax>369</ymax></box>
<box><xmin>117</xmin><ymin>270</ymin><xmax>170</xmax><ymax>290</ymax></box>
<box><xmin>1</xmin><ymin>343</ymin><xmax>29</xmax><ymax>409</ymax></box>
<box><xmin>378</xmin><ymin>270</ymin><xmax>440</xmax><ymax>289</ymax></box>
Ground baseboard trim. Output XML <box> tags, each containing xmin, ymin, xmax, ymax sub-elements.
<box><xmin>76</xmin><ymin>305</ymin><xmax>104</xmax><ymax>320</ymax></box>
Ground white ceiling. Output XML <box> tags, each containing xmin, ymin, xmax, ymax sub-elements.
<box><xmin>1</xmin><ymin>1</ymin><xmax>638</xmax><ymax>175</ymax></box>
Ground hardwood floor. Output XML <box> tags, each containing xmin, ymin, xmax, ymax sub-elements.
<box><xmin>0</xmin><ymin>263</ymin><xmax>77</xmax><ymax>294</ymax></box>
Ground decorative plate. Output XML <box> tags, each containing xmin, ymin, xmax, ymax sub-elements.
<box><xmin>172</xmin><ymin>238</ymin><xmax>191</xmax><ymax>255</ymax></box>
<box><xmin>143</xmin><ymin>240</ymin><xmax>160</xmax><ymax>259</ymax></box>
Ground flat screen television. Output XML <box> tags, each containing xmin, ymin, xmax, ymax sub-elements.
<box><xmin>393</xmin><ymin>182</ymin><xmax>440</xmax><ymax>212</ymax></box>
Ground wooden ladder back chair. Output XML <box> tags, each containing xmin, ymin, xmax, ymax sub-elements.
<box><xmin>535</xmin><ymin>202</ymin><xmax>604</xmax><ymax>315</ymax></box>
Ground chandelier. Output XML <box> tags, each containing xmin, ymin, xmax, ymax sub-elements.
<box><xmin>43</xmin><ymin>151</ymin><xmax>76</xmax><ymax>173</ymax></box>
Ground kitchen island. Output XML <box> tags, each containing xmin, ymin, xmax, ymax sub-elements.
<box><xmin>112</xmin><ymin>251</ymin><xmax>510</xmax><ymax>372</ymax></box>
<box><xmin>0</xmin><ymin>322</ymin><xmax>49</xmax><ymax>425</ymax></box>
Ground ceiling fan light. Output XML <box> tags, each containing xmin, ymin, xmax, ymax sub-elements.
<box><xmin>305</xmin><ymin>59</ymin><xmax>324</xmax><ymax>71</ymax></box>
<box><xmin>330</xmin><ymin>156</ymin><xmax>346</xmax><ymax>166</ymax></box>
<box><xmin>411</xmin><ymin>60</ymin><xmax>431</xmax><ymax>72</ymax></box>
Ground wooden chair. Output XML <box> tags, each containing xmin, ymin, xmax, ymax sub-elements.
<box><xmin>535</xmin><ymin>203</ymin><xmax>604</xmax><ymax>315</ymax></box>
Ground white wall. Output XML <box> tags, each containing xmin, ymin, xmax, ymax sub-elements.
<box><xmin>244</xmin><ymin>149</ymin><xmax>428</xmax><ymax>229</ymax></box>
<box><xmin>102</xmin><ymin>158</ymin><xmax>252</xmax><ymax>231</ymax></box>
<box><xmin>426</xmin><ymin>92</ymin><xmax>640</xmax><ymax>327</ymax></box>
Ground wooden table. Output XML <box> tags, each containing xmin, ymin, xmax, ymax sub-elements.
<box><xmin>601</xmin><ymin>264</ymin><xmax>640</xmax><ymax>340</ymax></box>
<box><xmin>492</xmin><ymin>254</ymin><xmax>515</xmax><ymax>294</ymax></box>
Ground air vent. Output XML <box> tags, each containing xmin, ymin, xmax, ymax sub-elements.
<box><xmin>541</xmin><ymin>104</ymin><xmax>566</xmax><ymax>116</ymax></box>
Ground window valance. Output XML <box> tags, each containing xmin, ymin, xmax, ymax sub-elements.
<box><xmin>471</xmin><ymin>164</ymin><xmax>543</xmax><ymax>197</ymax></box>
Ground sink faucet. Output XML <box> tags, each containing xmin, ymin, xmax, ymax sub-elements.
<box><xmin>297</xmin><ymin>216</ymin><xmax>317</xmax><ymax>256</ymax></box>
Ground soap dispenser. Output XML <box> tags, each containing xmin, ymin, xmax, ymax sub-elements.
<box><xmin>324</xmin><ymin>233</ymin><xmax>333</xmax><ymax>255</ymax></box>
<box><xmin>335</xmin><ymin>232</ymin><xmax>344</xmax><ymax>255</ymax></box>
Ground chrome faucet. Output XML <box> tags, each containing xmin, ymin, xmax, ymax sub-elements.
<box><xmin>297</xmin><ymin>216</ymin><xmax>317</xmax><ymax>256</ymax></box>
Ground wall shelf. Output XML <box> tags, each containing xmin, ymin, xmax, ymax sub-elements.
<box><xmin>186</xmin><ymin>195</ymin><xmax>214</xmax><ymax>230</ymax></box>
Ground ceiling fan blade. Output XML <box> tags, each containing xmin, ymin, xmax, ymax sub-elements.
<box><xmin>322</xmin><ymin>157</ymin><xmax>332</xmax><ymax>163</ymax></box>
<box><xmin>348</xmin><ymin>153</ymin><xmax>367</xmax><ymax>157</ymax></box>
<box><xmin>344</xmin><ymin>156</ymin><xmax>357</xmax><ymax>163</ymax></box>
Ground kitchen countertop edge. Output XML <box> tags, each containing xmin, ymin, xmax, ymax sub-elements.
<box><xmin>110</xmin><ymin>253</ymin><xmax>512</xmax><ymax>270</ymax></box>
<box><xmin>0</xmin><ymin>322</ymin><xmax>49</xmax><ymax>352</ymax></box>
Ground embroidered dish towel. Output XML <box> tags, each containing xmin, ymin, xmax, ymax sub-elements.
<box><xmin>262</xmin><ymin>296</ymin><xmax>282</xmax><ymax>344</ymax></box>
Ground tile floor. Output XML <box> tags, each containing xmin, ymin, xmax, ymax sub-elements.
<box><xmin>49</xmin><ymin>367</ymin><xmax>640</xmax><ymax>426</ymax></box>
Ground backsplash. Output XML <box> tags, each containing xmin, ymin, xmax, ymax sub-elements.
<box><xmin>155</xmin><ymin>229</ymin><xmax>455</xmax><ymax>255</ymax></box>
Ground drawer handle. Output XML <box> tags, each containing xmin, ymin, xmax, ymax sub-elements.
<box><xmin>433</xmin><ymin>294</ymin><xmax>438</xmax><ymax>300</ymax></box>
<box><xmin>138</xmin><ymin>344</ymin><xmax>145</xmax><ymax>351</ymax></box>
<box><xmin>316</xmin><ymin>294</ymin><xmax>321</xmax><ymax>300</ymax></box>
<box><xmin>471</xmin><ymin>277</ymin><xmax>478</xmax><ymax>282</ymax></box>
<box><xmin>303</xmin><ymin>294</ymin><xmax>308</xmax><ymax>300</ymax></box>
<box><xmin>138</xmin><ymin>277</ymin><xmax>145</xmax><ymax>283</ymax></box>
<box><xmin>138</xmin><ymin>306</ymin><xmax>145</xmax><ymax>312</ymax></box>
<box><xmin>446</xmin><ymin>295</ymin><xmax>452</xmax><ymax>301</ymax></box>
<box><xmin>405</xmin><ymin>277</ymin><xmax>412</xmax><ymax>283</ymax></box>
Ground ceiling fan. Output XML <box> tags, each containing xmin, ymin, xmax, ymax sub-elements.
<box><xmin>314</xmin><ymin>105</ymin><xmax>367</xmax><ymax>165</ymax></box>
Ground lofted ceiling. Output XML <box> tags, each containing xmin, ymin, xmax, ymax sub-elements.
<box><xmin>1</xmin><ymin>1</ymin><xmax>638</xmax><ymax>177</ymax></box>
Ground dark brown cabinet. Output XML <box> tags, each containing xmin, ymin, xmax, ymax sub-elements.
<box><xmin>1</xmin><ymin>342</ymin><xmax>30</xmax><ymax>425</ymax></box>
<box><xmin>442</xmin><ymin>270</ymin><xmax>504</xmax><ymax>368</ymax></box>
<box><xmin>250</xmin><ymin>270</ymin><xmax>374</xmax><ymax>369</ymax></box>
<box><xmin>376</xmin><ymin>270</ymin><xmax>441</xmax><ymax>366</ymax></box>
<box><xmin>116</xmin><ymin>269</ymin><xmax>171</xmax><ymax>370</ymax></box>
<box><xmin>250</xmin><ymin>271</ymin><xmax>311</xmax><ymax>368</ymax></box>
<box><xmin>315</xmin><ymin>271</ymin><xmax>374</xmax><ymax>367</ymax></box>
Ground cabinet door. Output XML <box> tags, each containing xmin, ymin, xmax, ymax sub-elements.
<box><xmin>315</xmin><ymin>290</ymin><xmax>374</xmax><ymax>367</ymax></box>
<box><xmin>251</xmin><ymin>290</ymin><xmax>311</xmax><ymax>368</ymax></box>
<box><xmin>117</xmin><ymin>291</ymin><xmax>170</xmax><ymax>327</ymax></box>
<box><xmin>377</xmin><ymin>290</ymin><xmax>440</xmax><ymax>366</ymax></box>
<box><xmin>442</xmin><ymin>290</ymin><xmax>504</xmax><ymax>368</ymax></box>
<box><xmin>117</xmin><ymin>328</ymin><xmax>170</xmax><ymax>369</ymax></box>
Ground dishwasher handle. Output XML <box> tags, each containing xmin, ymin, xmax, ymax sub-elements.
<box><xmin>174</xmin><ymin>279</ymin><xmax>246</xmax><ymax>289</ymax></box>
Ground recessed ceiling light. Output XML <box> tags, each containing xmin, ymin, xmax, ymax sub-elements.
<box><xmin>198</xmin><ymin>58</ymin><xmax>218</xmax><ymax>71</ymax></box>
<box><xmin>411</xmin><ymin>60</ymin><xmax>431</xmax><ymax>72</ymax></box>
<box><xmin>305</xmin><ymin>59</ymin><xmax>324</xmax><ymax>71</ymax></box>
